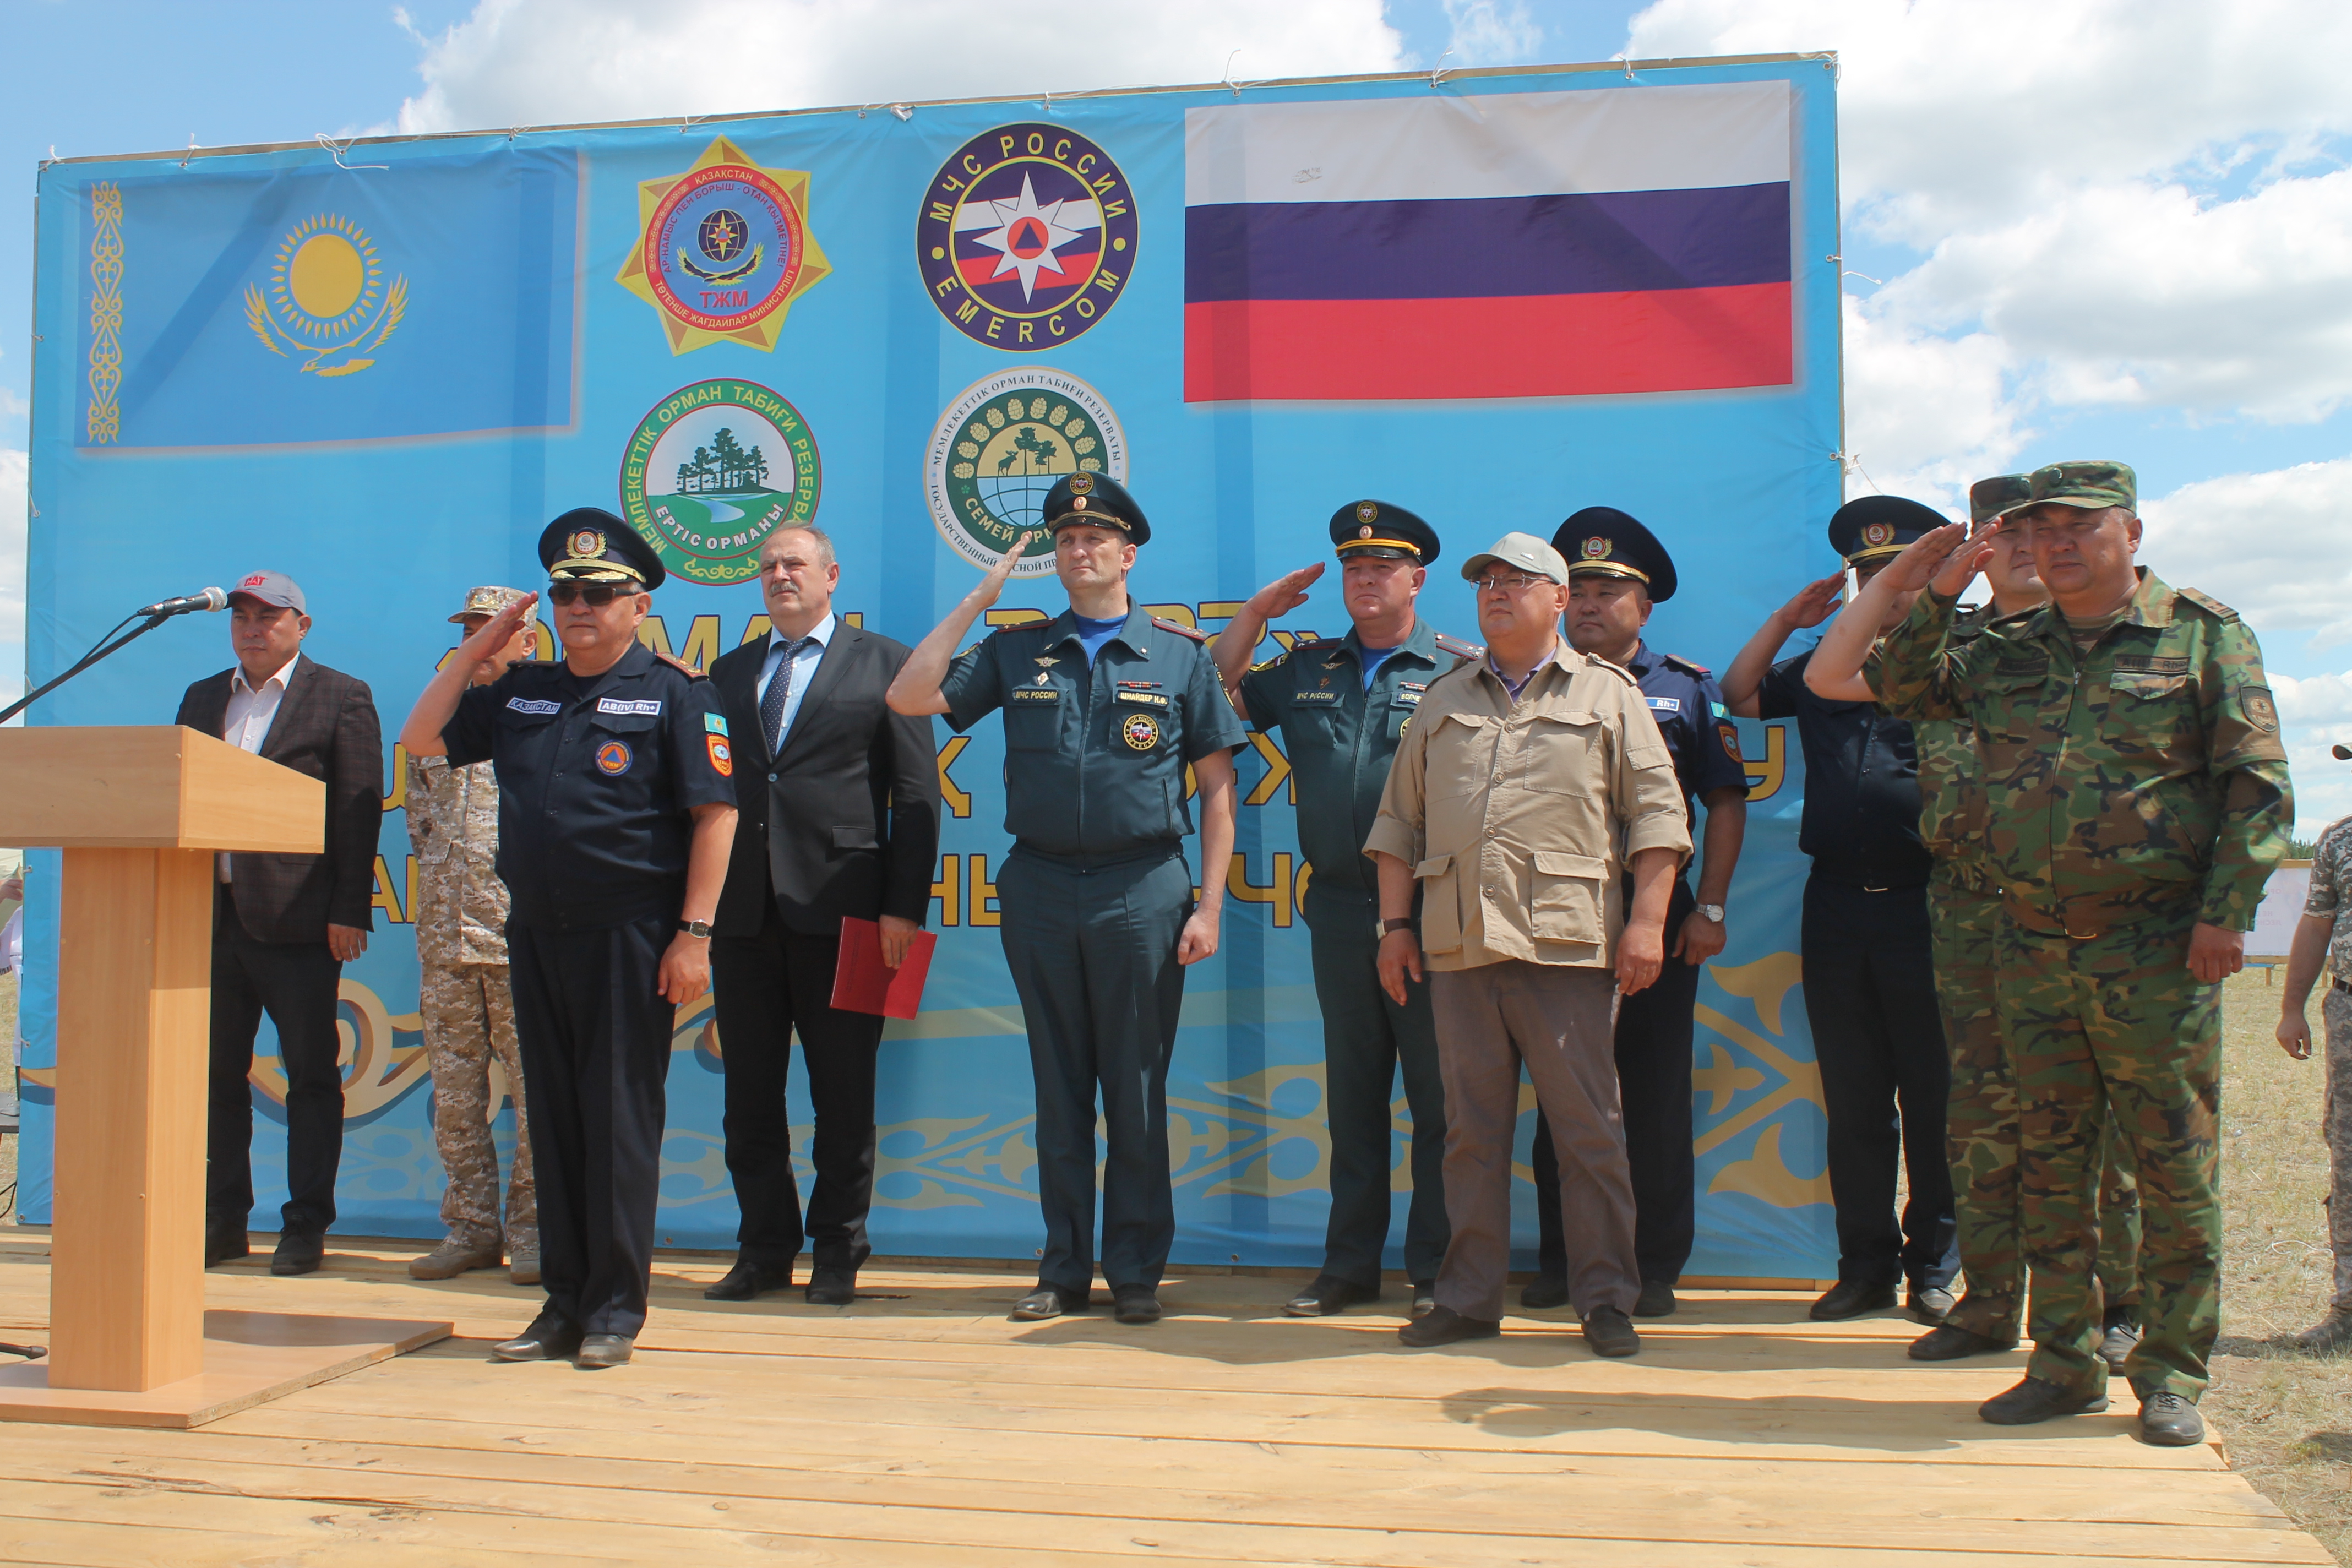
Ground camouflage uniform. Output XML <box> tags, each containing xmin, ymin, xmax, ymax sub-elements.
<box><xmin>1874</xmin><ymin>475</ymin><xmax>2292</xmax><ymax>1400</ymax></box>
<box><xmin>2302</xmin><ymin>817</ymin><xmax>2352</xmax><ymax>1315</ymax></box>
<box><xmin>409</xmin><ymin>749</ymin><xmax>535</xmax><ymax>1255</ymax></box>
<box><xmin>1913</xmin><ymin>606</ymin><xmax>2141</xmax><ymax>1345</ymax></box>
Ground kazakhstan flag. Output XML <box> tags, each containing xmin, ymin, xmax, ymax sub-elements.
<box><xmin>78</xmin><ymin>146</ymin><xmax>580</xmax><ymax>450</ymax></box>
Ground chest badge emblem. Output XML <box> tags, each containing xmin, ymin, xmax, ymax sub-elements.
<box><xmin>595</xmin><ymin>740</ymin><xmax>634</xmax><ymax>777</ymax></box>
<box><xmin>1034</xmin><ymin>669</ymin><xmax>1053</xmax><ymax>685</ymax></box>
<box><xmin>1121</xmin><ymin>712</ymin><xmax>1161</xmax><ymax>750</ymax></box>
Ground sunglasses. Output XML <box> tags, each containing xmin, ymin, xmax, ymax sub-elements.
<box><xmin>546</xmin><ymin>580</ymin><xmax>641</xmax><ymax>607</ymax></box>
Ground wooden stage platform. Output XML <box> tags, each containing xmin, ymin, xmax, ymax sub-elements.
<box><xmin>0</xmin><ymin>1233</ymin><xmax>2329</xmax><ymax>1567</ymax></box>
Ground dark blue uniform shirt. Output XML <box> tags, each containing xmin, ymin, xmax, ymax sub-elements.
<box><xmin>1758</xmin><ymin>646</ymin><xmax>1931</xmax><ymax>889</ymax></box>
<box><xmin>940</xmin><ymin>605</ymin><xmax>1247</xmax><ymax>862</ymax></box>
<box><xmin>444</xmin><ymin>641</ymin><xmax>734</xmax><ymax>930</ymax></box>
<box><xmin>1236</xmin><ymin>618</ymin><xmax>1470</xmax><ymax>900</ymax></box>
<box><xmin>1622</xmin><ymin>641</ymin><xmax>1749</xmax><ymax>826</ymax></box>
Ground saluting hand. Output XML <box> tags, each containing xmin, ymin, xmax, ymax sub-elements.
<box><xmin>1773</xmin><ymin>574</ymin><xmax>1847</xmax><ymax>631</ymax></box>
<box><xmin>1247</xmin><ymin>563</ymin><xmax>1325</xmax><ymax>620</ymax></box>
<box><xmin>461</xmin><ymin>591</ymin><xmax>539</xmax><ymax>667</ymax></box>
<box><xmin>1927</xmin><ymin>521</ymin><xmax>1999</xmax><ymax>598</ymax></box>
<box><xmin>968</xmin><ymin>531</ymin><xmax>1039</xmax><ymax>613</ymax></box>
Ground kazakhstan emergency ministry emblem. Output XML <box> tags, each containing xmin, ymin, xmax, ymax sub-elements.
<box><xmin>924</xmin><ymin>369</ymin><xmax>1126</xmax><ymax>579</ymax></box>
<box><xmin>242</xmin><ymin>214</ymin><xmax>407</xmax><ymax>377</ymax></box>
<box><xmin>917</xmin><ymin>124</ymin><xmax>1136</xmax><ymax>350</ymax></box>
<box><xmin>618</xmin><ymin>136</ymin><xmax>830</xmax><ymax>355</ymax></box>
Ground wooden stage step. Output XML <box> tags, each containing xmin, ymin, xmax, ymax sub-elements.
<box><xmin>0</xmin><ymin>1235</ymin><xmax>2331</xmax><ymax>1566</ymax></box>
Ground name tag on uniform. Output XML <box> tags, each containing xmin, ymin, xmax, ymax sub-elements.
<box><xmin>505</xmin><ymin>698</ymin><xmax>561</xmax><ymax>715</ymax></box>
<box><xmin>1293</xmin><ymin>690</ymin><xmax>1340</xmax><ymax>703</ymax></box>
<box><xmin>1010</xmin><ymin>688</ymin><xmax>1060</xmax><ymax>703</ymax></box>
<box><xmin>597</xmin><ymin>698</ymin><xmax>662</xmax><ymax>715</ymax></box>
<box><xmin>1646</xmin><ymin>695</ymin><xmax>1683</xmax><ymax>714</ymax></box>
<box><xmin>2114</xmin><ymin>654</ymin><xmax>2190</xmax><ymax>676</ymax></box>
<box><xmin>1116</xmin><ymin>689</ymin><xmax>1169</xmax><ymax>707</ymax></box>
<box><xmin>1395</xmin><ymin>692</ymin><xmax>1422</xmax><ymax>705</ymax></box>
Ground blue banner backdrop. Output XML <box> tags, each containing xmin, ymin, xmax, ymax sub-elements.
<box><xmin>22</xmin><ymin>57</ymin><xmax>1846</xmax><ymax>1280</ymax></box>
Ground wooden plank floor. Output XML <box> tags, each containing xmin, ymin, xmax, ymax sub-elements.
<box><xmin>0</xmin><ymin>1234</ymin><xmax>2331</xmax><ymax>1567</ymax></box>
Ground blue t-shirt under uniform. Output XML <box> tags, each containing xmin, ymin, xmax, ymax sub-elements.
<box><xmin>1072</xmin><ymin>613</ymin><xmax>1127</xmax><ymax>665</ymax></box>
<box><xmin>1357</xmin><ymin>641</ymin><xmax>1403</xmax><ymax>689</ymax></box>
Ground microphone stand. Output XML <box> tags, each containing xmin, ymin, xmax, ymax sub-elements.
<box><xmin>0</xmin><ymin>611</ymin><xmax>177</xmax><ymax>726</ymax></box>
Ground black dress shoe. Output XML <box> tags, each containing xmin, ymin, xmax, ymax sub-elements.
<box><xmin>1810</xmin><ymin>1279</ymin><xmax>1897</xmax><ymax>1321</ymax></box>
<box><xmin>1908</xmin><ymin>1323</ymin><xmax>2017</xmax><ymax>1361</ymax></box>
<box><xmin>1583</xmin><ymin>1305</ymin><xmax>1642</xmax><ymax>1358</ymax></box>
<box><xmin>270</xmin><ymin>1231</ymin><xmax>325</xmax><ymax>1277</ymax></box>
<box><xmin>805</xmin><ymin>1267</ymin><xmax>857</xmax><ymax>1306</ymax></box>
<box><xmin>204</xmin><ymin>1223</ymin><xmax>249</xmax><ymax>1268</ymax></box>
<box><xmin>576</xmin><ymin>1333</ymin><xmax>634</xmax><ymax>1369</ymax></box>
<box><xmin>1010</xmin><ymin>1286</ymin><xmax>1088</xmax><ymax>1321</ymax></box>
<box><xmin>1409</xmin><ymin>1280</ymin><xmax>1437</xmax><ymax>1318</ymax></box>
<box><xmin>2137</xmin><ymin>1390</ymin><xmax>2204</xmax><ymax>1446</ymax></box>
<box><xmin>1398</xmin><ymin>1304</ymin><xmax>1500</xmax><ymax>1347</ymax></box>
<box><xmin>1979</xmin><ymin>1376</ymin><xmax>2109</xmax><ymax>1425</ymax></box>
<box><xmin>2098</xmin><ymin>1312</ymin><xmax>2143</xmax><ymax>1371</ymax></box>
<box><xmin>1632</xmin><ymin>1280</ymin><xmax>1678</xmax><ymax>1319</ymax></box>
<box><xmin>704</xmin><ymin>1258</ymin><xmax>793</xmax><ymax>1301</ymax></box>
<box><xmin>1907</xmin><ymin>1283</ymin><xmax>1957</xmax><ymax>1325</ymax></box>
<box><xmin>1113</xmin><ymin>1288</ymin><xmax>1163</xmax><ymax>1325</ymax></box>
<box><xmin>1283</xmin><ymin>1274</ymin><xmax>1377</xmax><ymax>1317</ymax></box>
<box><xmin>1519</xmin><ymin>1275</ymin><xmax>1570</xmax><ymax>1310</ymax></box>
<box><xmin>493</xmin><ymin>1310</ymin><xmax>584</xmax><ymax>1362</ymax></box>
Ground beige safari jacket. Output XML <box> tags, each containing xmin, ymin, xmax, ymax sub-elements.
<box><xmin>1364</xmin><ymin>641</ymin><xmax>1690</xmax><ymax>971</ymax></box>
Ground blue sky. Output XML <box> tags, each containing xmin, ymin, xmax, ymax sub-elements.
<box><xmin>4</xmin><ymin>0</ymin><xmax>2349</xmax><ymax>817</ymax></box>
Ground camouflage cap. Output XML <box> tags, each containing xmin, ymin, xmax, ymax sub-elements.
<box><xmin>449</xmin><ymin>585</ymin><xmax>529</xmax><ymax>624</ymax></box>
<box><xmin>1968</xmin><ymin>473</ymin><xmax>2033</xmax><ymax>525</ymax></box>
<box><xmin>2026</xmin><ymin>460</ymin><xmax>2136</xmax><ymax>513</ymax></box>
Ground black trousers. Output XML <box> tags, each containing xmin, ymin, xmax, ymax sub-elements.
<box><xmin>996</xmin><ymin>847</ymin><xmax>1191</xmax><ymax>1297</ymax></box>
<box><xmin>1306</xmin><ymin>886</ymin><xmax>1448</xmax><ymax>1288</ymax></box>
<box><xmin>711</xmin><ymin>912</ymin><xmax>885</xmax><ymax>1273</ymax></box>
<box><xmin>507</xmin><ymin>914</ymin><xmax>674</xmax><ymax>1337</ymax></box>
<box><xmin>207</xmin><ymin>884</ymin><xmax>345</xmax><ymax>1235</ymax></box>
<box><xmin>1801</xmin><ymin>873</ymin><xmax>1959</xmax><ymax>1289</ymax></box>
<box><xmin>1534</xmin><ymin>876</ymin><xmax>1700</xmax><ymax>1284</ymax></box>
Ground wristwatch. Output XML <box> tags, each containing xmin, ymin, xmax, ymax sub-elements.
<box><xmin>1380</xmin><ymin>917</ymin><xmax>1417</xmax><ymax>938</ymax></box>
<box><xmin>678</xmin><ymin>918</ymin><xmax>714</xmax><ymax>939</ymax></box>
<box><xmin>1694</xmin><ymin>903</ymin><xmax>1727</xmax><ymax>924</ymax></box>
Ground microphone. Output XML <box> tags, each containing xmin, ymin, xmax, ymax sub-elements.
<box><xmin>136</xmin><ymin>587</ymin><xmax>228</xmax><ymax>618</ymax></box>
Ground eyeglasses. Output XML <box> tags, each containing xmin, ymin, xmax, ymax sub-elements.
<box><xmin>1472</xmin><ymin>572</ymin><xmax>1555</xmax><ymax>594</ymax></box>
<box><xmin>546</xmin><ymin>580</ymin><xmax>640</xmax><ymax>607</ymax></box>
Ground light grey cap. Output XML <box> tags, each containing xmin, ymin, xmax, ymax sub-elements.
<box><xmin>1459</xmin><ymin>532</ymin><xmax>1570</xmax><ymax>585</ymax></box>
<box><xmin>226</xmin><ymin>569</ymin><xmax>305</xmax><ymax>612</ymax></box>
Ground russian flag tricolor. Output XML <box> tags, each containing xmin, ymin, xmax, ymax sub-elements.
<box><xmin>1183</xmin><ymin>81</ymin><xmax>1794</xmax><ymax>402</ymax></box>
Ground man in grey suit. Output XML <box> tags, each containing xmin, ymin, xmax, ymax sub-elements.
<box><xmin>704</xmin><ymin>526</ymin><xmax>941</xmax><ymax>1305</ymax></box>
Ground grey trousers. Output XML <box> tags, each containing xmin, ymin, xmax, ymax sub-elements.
<box><xmin>1429</xmin><ymin>959</ymin><xmax>1638</xmax><ymax>1321</ymax></box>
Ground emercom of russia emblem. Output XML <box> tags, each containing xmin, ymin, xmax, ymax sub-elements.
<box><xmin>620</xmin><ymin>379</ymin><xmax>820</xmax><ymax>586</ymax></box>
<box><xmin>243</xmin><ymin>214</ymin><xmax>407</xmax><ymax>377</ymax></box>
<box><xmin>925</xmin><ymin>369</ymin><xmax>1126</xmax><ymax>579</ymax></box>
<box><xmin>917</xmin><ymin>124</ymin><xmax>1135</xmax><ymax>351</ymax></box>
<box><xmin>618</xmin><ymin>135</ymin><xmax>829</xmax><ymax>355</ymax></box>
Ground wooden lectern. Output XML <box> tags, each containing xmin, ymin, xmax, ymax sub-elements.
<box><xmin>0</xmin><ymin>727</ymin><xmax>449</xmax><ymax>1428</ymax></box>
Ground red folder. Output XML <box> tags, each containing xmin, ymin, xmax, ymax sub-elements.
<box><xmin>830</xmin><ymin>916</ymin><xmax>938</xmax><ymax>1020</ymax></box>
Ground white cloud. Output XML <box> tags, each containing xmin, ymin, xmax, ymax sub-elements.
<box><xmin>1624</xmin><ymin>0</ymin><xmax>2352</xmax><ymax>451</ymax></box>
<box><xmin>2138</xmin><ymin>456</ymin><xmax>2352</xmax><ymax>648</ymax></box>
<box><xmin>1441</xmin><ymin>1</ymin><xmax>1543</xmax><ymax>67</ymax></box>
<box><xmin>392</xmin><ymin>0</ymin><xmax>1404</xmax><ymax>134</ymax></box>
<box><xmin>1840</xmin><ymin>296</ymin><xmax>2023</xmax><ymax>510</ymax></box>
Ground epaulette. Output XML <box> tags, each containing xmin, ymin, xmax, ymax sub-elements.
<box><xmin>1432</xmin><ymin>631</ymin><xmax>1482</xmax><ymax>662</ymax></box>
<box><xmin>654</xmin><ymin>651</ymin><xmax>709</xmax><ymax>679</ymax></box>
<box><xmin>1150</xmin><ymin>615</ymin><xmax>1210</xmax><ymax>644</ymax></box>
<box><xmin>1246</xmin><ymin>651</ymin><xmax>1288</xmax><ymax>673</ymax></box>
<box><xmin>1659</xmin><ymin>652</ymin><xmax>1713</xmax><ymax>678</ymax></box>
<box><xmin>2176</xmin><ymin>586</ymin><xmax>2240</xmax><ymax>624</ymax></box>
<box><xmin>1584</xmin><ymin>652</ymin><xmax>1640</xmax><ymax>687</ymax></box>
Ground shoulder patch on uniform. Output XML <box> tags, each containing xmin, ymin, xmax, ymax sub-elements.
<box><xmin>2176</xmin><ymin>586</ymin><xmax>2240</xmax><ymax>623</ymax></box>
<box><xmin>1150</xmin><ymin>615</ymin><xmax>1210</xmax><ymax>644</ymax></box>
<box><xmin>1432</xmin><ymin>632</ymin><xmax>1482</xmax><ymax>661</ymax></box>
<box><xmin>654</xmin><ymin>651</ymin><xmax>709</xmax><ymax>679</ymax></box>
<box><xmin>1659</xmin><ymin>652</ymin><xmax>1713</xmax><ymax>678</ymax></box>
<box><xmin>1247</xmin><ymin>650</ymin><xmax>1288</xmax><ymax>673</ymax></box>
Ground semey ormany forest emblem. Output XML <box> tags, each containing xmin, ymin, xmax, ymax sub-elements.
<box><xmin>618</xmin><ymin>135</ymin><xmax>830</xmax><ymax>354</ymax></box>
<box><xmin>917</xmin><ymin>123</ymin><xmax>1136</xmax><ymax>350</ymax></box>
<box><xmin>243</xmin><ymin>213</ymin><xmax>407</xmax><ymax>377</ymax></box>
